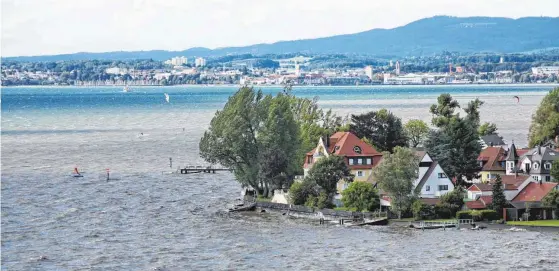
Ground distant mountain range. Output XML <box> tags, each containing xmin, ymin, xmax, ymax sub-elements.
<box><xmin>4</xmin><ymin>16</ymin><xmax>559</xmax><ymax>62</ymax></box>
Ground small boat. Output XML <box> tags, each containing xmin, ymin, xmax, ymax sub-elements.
<box><xmin>72</xmin><ymin>167</ymin><xmax>83</xmax><ymax>177</ymax></box>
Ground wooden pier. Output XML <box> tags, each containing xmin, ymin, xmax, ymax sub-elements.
<box><xmin>411</xmin><ymin>219</ymin><xmax>474</xmax><ymax>230</ymax></box>
<box><xmin>178</xmin><ymin>165</ymin><xmax>232</xmax><ymax>174</ymax></box>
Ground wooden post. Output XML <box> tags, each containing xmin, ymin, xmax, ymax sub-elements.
<box><xmin>106</xmin><ymin>168</ymin><xmax>110</xmax><ymax>181</ymax></box>
<box><xmin>169</xmin><ymin>158</ymin><xmax>172</xmax><ymax>168</ymax></box>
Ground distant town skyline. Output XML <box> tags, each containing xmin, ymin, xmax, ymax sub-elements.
<box><xmin>2</xmin><ymin>0</ymin><xmax>559</xmax><ymax>57</ymax></box>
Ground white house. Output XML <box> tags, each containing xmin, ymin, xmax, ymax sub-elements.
<box><xmin>414</xmin><ymin>151</ymin><xmax>455</xmax><ymax>198</ymax></box>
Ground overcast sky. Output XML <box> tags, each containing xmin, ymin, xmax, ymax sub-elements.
<box><xmin>2</xmin><ymin>0</ymin><xmax>558</xmax><ymax>57</ymax></box>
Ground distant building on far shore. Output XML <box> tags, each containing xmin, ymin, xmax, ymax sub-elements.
<box><xmin>532</xmin><ymin>66</ymin><xmax>559</xmax><ymax>76</ymax></box>
<box><xmin>365</xmin><ymin>66</ymin><xmax>373</xmax><ymax>80</ymax></box>
<box><xmin>195</xmin><ymin>57</ymin><xmax>206</xmax><ymax>67</ymax></box>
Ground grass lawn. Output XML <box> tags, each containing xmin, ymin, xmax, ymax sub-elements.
<box><xmin>507</xmin><ymin>220</ymin><xmax>559</xmax><ymax>227</ymax></box>
<box><xmin>255</xmin><ymin>196</ymin><xmax>271</xmax><ymax>202</ymax></box>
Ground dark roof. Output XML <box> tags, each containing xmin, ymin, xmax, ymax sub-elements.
<box><xmin>415</xmin><ymin>161</ymin><xmax>439</xmax><ymax>194</ymax></box>
<box><xmin>505</xmin><ymin>143</ymin><xmax>518</xmax><ymax>161</ymax></box>
<box><xmin>521</xmin><ymin>146</ymin><xmax>559</xmax><ymax>174</ymax></box>
<box><xmin>481</xmin><ymin>134</ymin><xmax>505</xmax><ymax>147</ymax></box>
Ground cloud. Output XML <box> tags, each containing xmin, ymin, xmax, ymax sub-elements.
<box><xmin>1</xmin><ymin>0</ymin><xmax>558</xmax><ymax>56</ymax></box>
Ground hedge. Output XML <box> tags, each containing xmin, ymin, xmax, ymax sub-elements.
<box><xmin>456</xmin><ymin>210</ymin><xmax>498</xmax><ymax>221</ymax></box>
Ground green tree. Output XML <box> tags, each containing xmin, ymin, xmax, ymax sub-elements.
<box><xmin>542</xmin><ymin>190</ymin><xmax>559</xmax><ymax>219</ymax></box>
<box><xmin>550</xmin><ymin>160</ymin><xmax>559</xmax><ymax>183</ymax></box>
<box><xmin>429</xmin><ymin>93</ymin><xmax>460</xmax><ymax>128</ymax></box>
<box><xmin>464</xmin><ymin>98</ymin><xmax>484</xmax><ymax>127</ymax></box>
<box><xmin>478</xmin><ymin>122</ymin><xmax>498</xmax><ymax>136</ymax></box>
<box><xmin>341</xmin><ymin>181</ymin><xmax>380</xmax><ymax>212</ymax></box>
<box><xmin>372</xmin><ymin>146</ymin><xmax>419</xmax><ymax>219</ymax></box>
<box><xmin>289</xmin><ymin>95</ymin><xmax>346</xmax><ymax>172</ymax></box>
<box><xmin>350</xmin><ymin>109</ymin><xmax>408</xmax><ymax>152</ymax></box>
<box><xmin>288</xmin><ymin>180</ymin><xmax>319</xmax><ymax>205</ymax></box>
<box><xmin>412</xmin><ymin>200</ymin><xmax>435</xmax><ymax>220</ymax></box>
<box><xmin>305</xmin><ymin>155</ymin><xmax>353</xmax><ymax>196</ymax></box>
<box><xmin>404</xmin><ymin>119</ymin><xmax>429</xmax><ymax>147</ymax></box>
<box><xmin>528</xmin><ymin>87</ymin><xmax>559</xmax><ymax>147</ymax></box>
<box><xmin>439</xmin><ymin>187</ymin><xmax>466</xmax><ymax>216</ymax></box>
<box><xmin>258</xmin><ymin>93</ymin><xmax>301</xmax><ymax>195</ymax></box>
<box><xmin>199</xmin><ymin>87</ymin><xmax>271</xmax><ymax>193</ymax></box>
<box><xmin>426</xmin><ymin>117</ymin><xmax>482</xmax><ymax>187</ymax></box>
<box><xmin>491</xmin><ymin>175</ymin><xmax>507</xmax><ymax>217</ymax></box>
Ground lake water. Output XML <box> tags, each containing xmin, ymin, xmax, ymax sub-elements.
<box><xmin>2</xmin><ymin>85</ymin><xmax>559</xmax><ymax>270</ymax></box>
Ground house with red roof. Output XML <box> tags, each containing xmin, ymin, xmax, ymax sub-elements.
<box><xmin>477</xmin><ymin>146</ymin><xmax>507</xmax><ymax>182</ymax></box>
<box><xmin>303</xmin><ymin>132</ymin><xmax>383</xmax><ymax>194</ymax></box>
<box><xmin>509</xmin><ymin>182</ymin><xmax>559</xmax><ymax>220</ymax></box>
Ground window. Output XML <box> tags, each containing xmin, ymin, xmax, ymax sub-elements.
<box><xmin>533</xmin><ymin>162</ymin><xmax>539</xmax><ymax>169</ymax></box>
<box><xmin>545</xmin><ymin>163</ymin><xmax>551</xmax><ymax>170</ymax></box>
<box><xmin>438</xmin><ymin>173</ymin><xmax>447</xmax><ymax>178</ymax></box>
<box><xmin>343</xmin><ymin>182</ymin><xmax>349</xmax><ymax>190</ymax></box>
<box><xmin>546</xmin><ymin>175</ymin><xmax>551</xmax><ymax>182</ymax></box>
<box><xmin>353</xmin><ymin>146</ymin><xmax>362</xmax><ymax>153</ymax></box>
<box><xmin>366</xmin><ymin>158</ymin><xmax>372</xmax><ymax>165</ymax></box>
<box><xmin>479</xmin><ymin>161</ymin><xmax>484</xmax><ymax>167</ymax></box>
<box><xmin>307</xmin><ymin>156</ymin><xmax>313</xmax><ymax>164</ymax></box>
<box><xmin>357</xmin><ymin>158</ymin><xmax>363</xmax><ymax>165</ymax></box>
<box><xmin>426</xmin><ymin>185</ymin><xmax>430</xmax><ymax>191</ymax></box>
<box><xmin>438</xmin><ymin>185</ymin><xmax>449</xmax><ymax>191</ymax></box>
<box><xmin>487</xmin><ymin>174</ymin><xmax>490</xmax><ymax>179</ymax></box>
<box><xmin>357</xmin><ymin>171</ymin><xmax>363</xmax><ymax>177</ymax></box>
<box><xmin>349</xmin><ymin>158</ymin><xmax>354</xmax><ymax>165</ymax></box>
<box><xmin>532</xmin><ymin>175</ymin><xmax>539</xmax><ymax>181</ymax></box>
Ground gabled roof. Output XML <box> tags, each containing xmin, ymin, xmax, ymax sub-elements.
<box><xmin>329</xmin><ymin>132</ymin><xmax>382</xmax><ymax>157</ymax></box>
<box><xmin>465</xmin><ymin>200</ymin><xmax>487</xmax><ymax>209</ymax></box>
<box><xmin>489</xmin><ymin>175</ymin><xmax>530</xmax><ymax>190</ymax></box>
<box><xmin>512</xmin><ymin>182</ymin><xmax>558</xmax><ymax>202</ymax></box>
<box><xmin>480</xmin><ymin>134</ymin><xmax>506</xmax><ymax>147</ymax></box>
<box><xmin>480</xmin><ymin>195</ymin><xmax>493</xmax><ymax>205</ymax></box>
<box><xmin>469</xmin><ymin>183</ymin><xmax>493</xmax><ymax>192</ymax></box>
<box><xmin>478</xmin><ymin>147</ymin><xmax>506</xmax><ymax>171</ymax></box>
<box><xmin>415</xmin><ymin>161</ymin><xmax>440</xmax><ymax>193</ymax></box>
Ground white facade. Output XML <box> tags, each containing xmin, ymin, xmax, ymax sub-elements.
<box><xmin>415</xmin><ymin>153</ymin><xmax>455</xmax><ymax>198</ymax></box>
<box><xmin>105</xmin><ymin>67</ymin><xmax>127</xmax><ymax>75</ymax></box>
<box><xmin>532</xmin><ymin>66</ymin><xmax>559</xmax><ymax>76</ymax></box>
<box><xmin>195</xmin><ymin>57</ymin><xmax>207</xmax><ymax>67</ymax></box>
<box><xmin>169</xmin><ymin>56</ymin><xmax>188</xmax><ymax>66</ymax></box>
<box><xmin>365</xmin><ymin>66</ymin><xmax>373</xmax><ymax>80</ymax></box>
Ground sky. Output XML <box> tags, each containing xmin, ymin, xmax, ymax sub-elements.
<box><xmin>2</xmin><ymin>0</ymin><xmax>559</xmax><ymax>57</ymax></box>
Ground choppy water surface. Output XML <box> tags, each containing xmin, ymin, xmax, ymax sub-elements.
<box><xmin>2</xmin><ymin>85</ymin><xmax>559</xmax><ymax>270</ymax></box>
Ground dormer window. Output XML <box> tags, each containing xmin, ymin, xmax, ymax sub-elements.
<box><xmin>353</xmin><ymin>146</ymin><xmax>362</xmax><ymax>154</ymax></box>
<box><xmin>533</xmin><ymin>162</ymin><xmax>539</xmax><ymax>169</ymax></box>
<box><xmin>544</xmin><ymin>163</ymin><xmax>552</xmax><ymax>170</ymax></box>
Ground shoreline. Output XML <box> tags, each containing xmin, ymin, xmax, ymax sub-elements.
<box><xmin>3</xmin><ymin>83</ymin><xmax>559</xmax><ymax>88</ymax></box>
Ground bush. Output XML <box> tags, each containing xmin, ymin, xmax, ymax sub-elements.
<box><xmin>456</xmin><ymin>210</ymin><xmax>473</xmax><ymax>220</ymax></box>
<box><xmin>341</xmin><ymin>181</ymin><xmax>380</xmax><ymax>212</ymax></box>
<box><xmin>412</xmin><ymin>200</ymin><xmax>435</xmax><ymax>220</ymax></box>
<box><xmin>456</xmin><ymin>210</ymin><xmax>498</xmax><ymax>222</ymax></box>
<box><xmin>289</xmin><ymin>180</ymin><xmax>318</xmax><ymax>205</ymax></box>
<box><xmin>434</xmin><ymin>203</ymin><xmax>453</xmax><ymax>219</ymax></box>
<box><xmin>316</xmin><ymin>191</ymin><xmax>335</xmax><ymax>209</ymax></box>
<box><xmin>479</xmin><ymin>210</ymin><xmax>498</xmax><ymax>221</ymax></box>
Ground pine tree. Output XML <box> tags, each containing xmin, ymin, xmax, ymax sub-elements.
<box><xmin>426</xmin><ymin>117</ymin><xmax>482</xmax><ymax>186</ymax></box>
<box><xmin>491</xmin><ymin>175</ymin><xmax>507</xmax><ymax>217</ymax></box>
